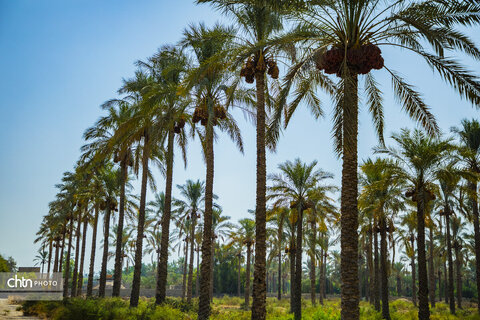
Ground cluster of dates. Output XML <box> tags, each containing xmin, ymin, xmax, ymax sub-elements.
<box><xmin>240</xmin><ymin>55</ymin><xmax>279</xmax><ymax>83</ymax></box>
<box><xmin>405</xmin><ymin>187</ymin><xmax>436</xmax><ymax>203</ymax></box>
<box><xmin>173</xmin><ymin>117</ymin><xmax>186</xmax><ymax>134</ymax></box>
<box><xmin>316</xmin><ymin>44</ymin><xmax>384</xmax><ymax>76</ymax></box>
<box><xmin>192</xmin><ymin>105</ymin><xmax>227</xmax><ymax>126</ymax></box>
<box><xmin>99</xmin><ymin>200</ymin><xmax>118</xmax><ymax>212</ymax></box>
<box><xmin>113</xmin><ymin>149</ymin><xmax>133</xmax><ymax>167</ymax></box>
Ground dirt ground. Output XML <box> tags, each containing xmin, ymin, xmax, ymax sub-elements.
<box><xmin>0</xmin><ymin>299</ymin><xmax>40</xmax><ymax>320</ymax></box>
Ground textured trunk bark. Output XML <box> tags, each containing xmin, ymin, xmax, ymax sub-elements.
<box><xmin>278</xmin><ymin>245</ymin><xmax>282</xmax><ymax>300</ymax></box>
<box><xmin>340</xmin><ymin>73</ymin><xmax>360</xmax><ymax>320</ymax></box>
<box><xmin>446</xmin><ymin>212</ymin><xmax>455</xmax><ymax>314</ymax></box>
<box><xmin>293</xmin><ymin>207</ymin><xmax>303</xmax><ymax>320</ymax></box>
<box><xmin>416</xmin><ymin>186</ymin><xmax>430</xmax><ymax>320</ymax></box>
<box><xmin>47</xmin><ymin>241</ymin><xmax>52</xmax><ymax>274</ymax></box>
<box><xmin>99</xmin><ymin>205</ymin><xmax>111</xmax><ymax>298</ymax></box>
<box><xmin>289</xmin><ymin>236</ymin><xmax>296</xmax><ymax>313</ymax></box>
<box><xmin>129</xmin><ymin>133</ymin><xmax>150</xmax><ymax>307</ymax></box>
<box><xmin>380</xmin><ymin>216</ymin><xmax>390</xmax><ymax>320</ymax></box>
<box><xmin>428</xmin><ymin>224</ymin><xmax>435</xmax><ymax>308</ymax></box>
<box><xmin>374</xmin><ymin>223</ymin><xmax>380</xmax><ymax>311</ymax></box>
<box><xmin>63</xmin><ymin>218</ymin><xmax>73</xmax><ymax>298</ymax></box>
<box><xmin>156</xmin><ymin>130</ymin><xmax>174</xmax><ymax>304</ymax></box>
<box><xmin>455</xmin><ymin>242</ymin><xmax>462</xmax><ymax>309</ymax></box>
<box><xmin>59</xmin><ymin>231</ymin><xmax>65</xmax><ymax>273</ymax></box>
<box><xmin>187</xmin><ymin>213</ymin><xmax>196</xmax><ymax>303</ymax></box>
<box><xmin>238</xmin><ymin>252</ymin><xmax>241</xmax><ymax>297</ymax></box>
<box><xmin>310</xmin><ymin>220</ymin><xmax>316</xmax><ymax>306</ymax></box>
<box><xmin>196</xmin><ymin>246</ymin><xmax>200</xmax><ymax>297</ymax></box>
<box><xmin>53</xmin><ymin>240</ymin><xmax>59</xmax><ymax>273</ymax></box>
<box><xmin>197</xmin><ymin>111</ymin><xmax>214</xmax><ymax>320</ymax></box>
<box><xmin>77</xmin><ymin>218</ymin><xmax>88</xmax><ymax>296</ymax></box>
<box><xmin>71</xmin><ymin>210</ymin><xmax>82</xmax><ymax>297</ymax></box>
<box><xmin>245</xmin><ymin>244</ymin><xmax>252</xmax><ymax>308</ymax></box>
<box><xmin>319</xmin><ymin>245</ymin><xmax>324</xmax><ymax>305</ymax></box>
<box><xmin>113</xmin><ymin>158</ymin><xmax>127</xmax><ymax>297</ymax></box>
<box><xmin>87</xmin><ymin>205</ymin><xmax>99</xmax><ymax>297</ymax></box>
<box><xmin>411</xmin><ymin>235</ymin><xmax>417</xmax><ymax>307</ymax></box>
<box><xmin>251</xmin><ymin>69</ymin><xmax>267</xmax><ymax>320</ymax></box>
<box><xmin>470</xmin><ymin>181</ymin><xmax>480</xmax><ymax>314</ymax></box>
<box><xmin>210</xmin><ymin>239</ymin><xmax>215</xmax><ymax>302</ymax></box>
<box><xmin>396</xmin><ymin>275</ymin><xmax>401</xmax><ymax>296</ymax></box>
<box><xmin>368</xmin><ymin>226</ymin><xmax>374</xmax><ymax>304</ymax></box>
<box><xmin>438</xmin><ymin>269</ymin><xmax>442</xmax><ymax>302</ymax></box>
<box><xmin>182</xmin><ymin>242</ymin><xmax>188</xmax><ymax>300</ymax></box>
<box><xmin>444</xmin><ymin>260</ymin><xmax>448</xmax><ymax>304</ymax></box>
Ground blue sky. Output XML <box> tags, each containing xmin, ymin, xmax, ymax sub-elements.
<box><xmin>0</xmin><ymin>0</ymin><xmax>479</xmax><ymax>271</ymax></box>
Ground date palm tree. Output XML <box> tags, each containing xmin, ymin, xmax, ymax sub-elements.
<box><xmin>180</xmin><ymin>23</ymin><xmax>245</xmax><ymax>318</ymax></box>
<box><xmin>359</xmin><ymin>158</ymin><xmax>405</xmax><ymax>320</ymax></box>
<box><xmin>268</xmin><ymin>158</ymin><xmax>333</xmax><ymax>319</ymax></box>
<box><xmin>174</xmin><ymin>180</ymin><xmax>205</xmax><ymax>303</ymax></box>
<box><xmin>379</xmin><ymin>129</ymin><xmax>453</xmax><ymax>319</ymax></box>
<box><xmin>451</xmin><ymin>119</ymin><xmax>480</xmax><ymax>313</ymax></box>
<box><xmin>193</xmin><ymin>2</ymin><xmax>302</xmax><ymax>318</ymax></box>
<box><xmin>236</xmin><ymin>218</ymin><xmax>256</xmax><ymax>308</ymax></box>
<box><xmin>272</xmin><ymin>2</ymin><xmax>480</xmax><ymax>318</ymax></box>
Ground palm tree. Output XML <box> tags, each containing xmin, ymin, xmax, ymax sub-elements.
<box><xmin>267</xmin><ymin>206</ymin><xmax>289</xmax><ymax>301</ymax></box>
<box><xmin>379</xmin><ymin>129</ymin><xmax>453</xmax><ymax>319</ymax></box>
<box><xmin>180</xmin><ymin>23</ymin><xmax>244</xmax><ymax>318</ymax></box>
<box><xmin>451</xmin><ymin>119</ymin><xmax>480</xmax><ymax>313</ymax></box>
<box><xmin>451</xmin><ymin>215</ymin><xmax>465</xmax><ymax>309</ymax></box>
<box><xmin>34</xmin><ymin>249</ymin><xmax>48</xmax><ymax>273</ymax></box>
<box><xmin>194</xmin><ymin>2</ymin><xmax>301</xmax><ymax>318</ymax></box>
<box><xmin>236</xmin><ymin>218</ymin><xmax>256</xmax><ymax>308</ymax></box>
<box><xmin>272</xmin><ymin>3</ymin><xmax>480</xmax><ymax>319</ymax></box>
<box><xmin>174</xmin><ymin>180</ymin><xmax>205</xmax><ymax>303</ymax></box>
<box><xmin>359</xmin><ymin>158</ymin><xmax>405</xmax><ymax>320</ymax></box>
<box><xmin>268</xmin><ymin>158</ymin><xmax>333</xmax><ymax>319</ymax></box>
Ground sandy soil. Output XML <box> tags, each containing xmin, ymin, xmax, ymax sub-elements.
<box><xmin>0</xmin><ymin>299</ymin><xmax>40</xmax><ymax>320</ymax></box>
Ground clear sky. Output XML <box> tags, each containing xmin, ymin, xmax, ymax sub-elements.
<box><xmin>1</xmin><ymin>0</ymin><xmax>479</xmax><ymax>272</ymax></box>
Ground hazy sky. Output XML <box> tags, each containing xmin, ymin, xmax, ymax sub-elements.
<box><xmin>1</xmin><ymin>0</ymin><xmax>479</xmax><ymax>272</ymax></box>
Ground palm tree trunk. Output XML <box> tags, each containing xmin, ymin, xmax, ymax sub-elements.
<box><xmin>156</xmin><ymin>130</ymin><xmax>174</xmax><ymax>304</ymax></box>
<box><xmin>63</xmin><ymin>218</ymin><xmax>73</xmax><ymax>298</ymax></box>
<box><xmin>411</xmin><ymin>234</ymin><xmax>417</xmax><ymax>306</ymax></box>
<box><xmin>380</xmin><ymin>216</ymin><xmax>390</xmax><ymax>320</ymax></box>
<box><xmin>290</xmin><ymin>237</ymin><xmax>296</xmax><ymax>312</ymax></box>
<box><xmin>340</xmin><ymin>74</ymin><xmax>360</xmax><ymax>320</ymax></box>
<box><xmin>196</xmin><ymin>246</ymin><xmax>200</xmax><ymax>297</ymax></box>
<box><xmin>438</xmin><ymin>269</ymin><xmax>442</xmax><ymax>302</ymax></box>
<box><xmin>238</xmin><ymin>252</ymin><xmax>241</xmax><ymax>297</ymax></box>
<box><xmin>251</xmin><ymin>67</ymin><xmax>267</xmax><ymax>320</ymax></box>
<box><xmin>428</xmin><ymin>224</ymin><xmax>435</xmax><ymax>308</ymax></box>
<box><xmin>113</xmin><ymin>158</ymin><xmax>127</xmax><ymax>297</ymax></box>
<box><xmin>129</xmin><ymin>133</ymin><xmax>150</xmax><ymax>307</ymax></box>
<box><xmin>71</xmin><ymin>210</ymin><xmax>82</xmax><ymax>297</ymax></box>
<box><xmin>416</xmin><ymin>187</ymin><xmax>431</xmax><ymax>320</ymax></box>
<box><xmin>53</xmin><ymin>240</ymin><xmax>60</xmax><ymax>273</ymax></box>
<box><xmin>244</xmin><ymin>244</ymin><xmax>252</xmax><ymax>308</ymax></box>
<box><xmin>59</xmin><ymin>230</ymin><xmax>65</xmax><ymax>273</ymax></box>
<box><xmin>210</xmin><ymin>238</ymin><xmax>215</xmax><ymax>301</ymax></box>
<box><xmin>368</xmin><ymin>227</ymin><xmax>374</xmax><ymax>305</ymax></box>
<box><xmin>319</xmin><ymin>245</ymin><xmax>324</xmax><ymax>305</ymax></box>
<box><xmin>310</xmin><ymin>220</ymin><xmax>316</xmax><ymax>306</ymax></box>
<box><xmin>182</xmin><ymin>242</ymin><xmax>188</xmax><ymax>300</ymax></box>
<box><xmin>198</xmin><ymin>114</ymin><xmax>214</xmax><ymax>320</ymax></box>
<box><xmin>454</xmin><ymin>242</ymin><xmax>462</xmax><ymax>309</ymax></box>
<box><xmin>77</xmin><ymin>218</ymin><xmax>88</xmax><ymax>296</ymax></box>
<box><xmin>278</xmin><ymin>249</ymin><xmax>282</xmax><ymax>300</ymax></box>
<box><xmin>293</xmin><ymin>207</ymin><xmax>303</xmax><ymax>320</ymax></box>
<box><xmin>374</xmin><ymin>224</ymin><xmax>380</xmax><ymax>311</ymax></box>
<box><xmin>469</xmin><ymin>181</ymin><xmax>480</xmax><ymax>314</ymax></box>
<box><xmin>446</xmin><ymin>212</ymin><xmax>455</xmax><ymax>314</ymax></box>
<box><xmin>87</xmin><ymin>204</ymin><xmax>99</xmax><ymax>297</ymax></box>
<box><xmin>444</xmin><ymin>259</ymin><xmax>448</xmax><ymax>304</ymax></box>
<box><xmin>99</xmin><ymin>205</ymin><xmax>111</xmax><ymax>298</ymax></box>
<box><xmin>187</xmin><ymin>214</ymin><xmax>196</xmax><ymax>303</ymax></box>
<box><xmin>47</xmin><ymin>241</ymin><xmax>52</xmax><ymax>274</ymax></box>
